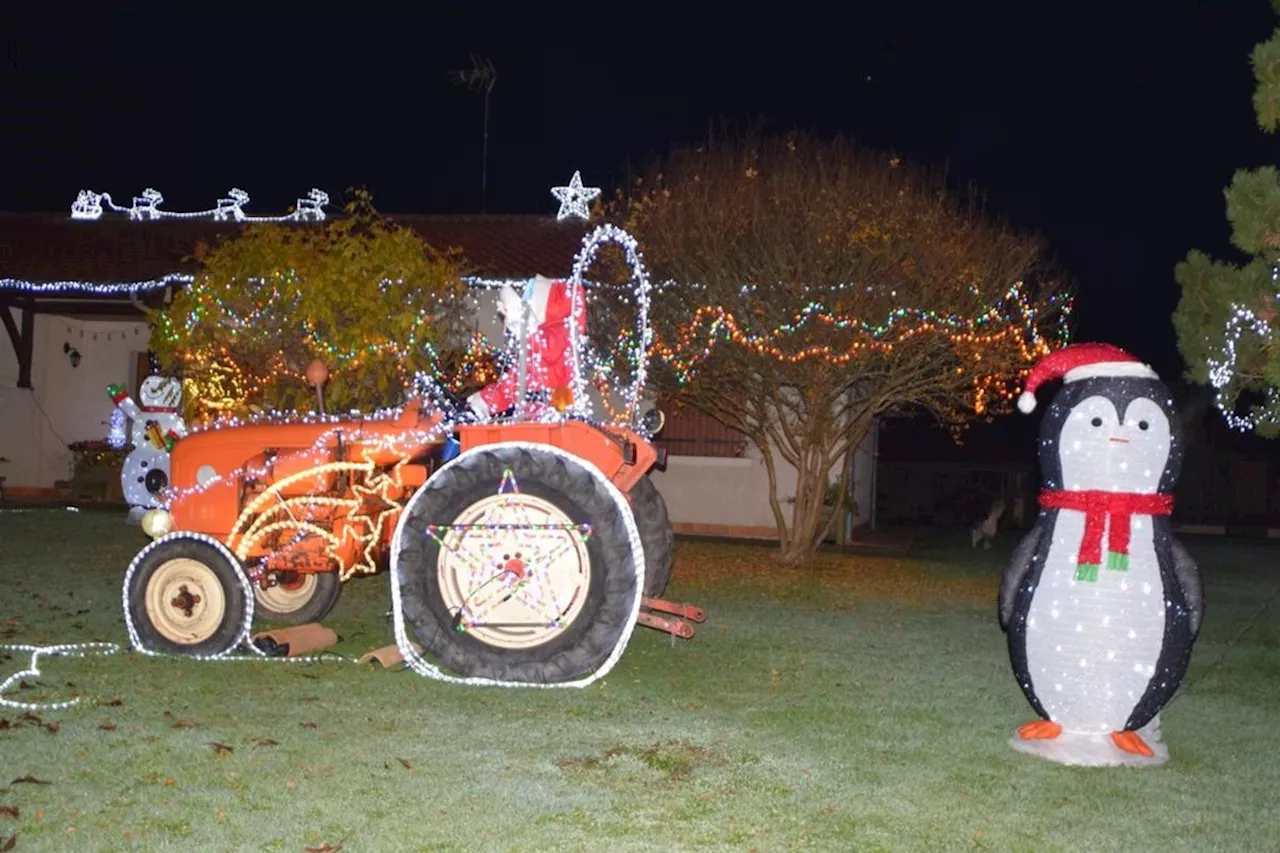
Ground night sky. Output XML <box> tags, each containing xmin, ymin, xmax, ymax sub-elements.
<box><xmin>2</xmin><ymin>1</ymin><xmax>1278</xmax><ymax>380</ymax></box>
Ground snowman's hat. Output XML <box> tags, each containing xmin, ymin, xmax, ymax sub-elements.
<box><xmin>1017</xmin><ymin>342</ymin><xmax>1158</xmax><ymax>414</ymax></box>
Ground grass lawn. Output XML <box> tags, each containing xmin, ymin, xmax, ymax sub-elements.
<box><xmin>1</xmin><ymin>508</ymin><xmax>1278</xmax><ymax>852</ymax></box>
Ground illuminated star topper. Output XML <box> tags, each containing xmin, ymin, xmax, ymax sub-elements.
<box><xmin>550</xmin><ymin>171</ymin><xmax>601</xmax><ymax>221</ymax></box>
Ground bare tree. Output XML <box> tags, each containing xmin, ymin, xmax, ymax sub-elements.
<box><xmin>612</xmin><ymin>129</ymin><xmax>1071</xmax><ymax>564</ymax></box>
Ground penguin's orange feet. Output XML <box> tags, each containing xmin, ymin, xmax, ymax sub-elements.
<box><xmin>1017</xmin><ymin>720</ymin><xmax>1063</xmax><ymax>740</ymax></box>
<box><xmin>1110</xmin><ymin>730</ymin><xmax>1154</xmax><ymax>757</ymax></box>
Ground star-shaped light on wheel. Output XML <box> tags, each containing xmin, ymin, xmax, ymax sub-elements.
<box><xmin>337</xmin><ymin>471</ymin><xmax>404</xmax><ymax>579</ymax></box>
<box><xmin>550</xmin><ymin>171</ymin><xmax>600</xmax><ymax>221</ymax></box>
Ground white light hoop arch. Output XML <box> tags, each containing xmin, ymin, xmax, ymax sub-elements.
<box><xmin>567</xmin><ymin>224</ymin><xmax>653</xmax><ymax>429</ymax></box>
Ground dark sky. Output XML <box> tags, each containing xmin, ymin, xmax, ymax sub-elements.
<box><xmin>2</xmin><ymin>1</ymin><xmax>1278</xmax><ymax>379</ymax></box>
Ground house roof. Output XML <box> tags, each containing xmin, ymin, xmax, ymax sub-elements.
<box><xmin>0</xmin><ymin>212</ymin><xmax>592</xmax><ymax>288</ymax></box>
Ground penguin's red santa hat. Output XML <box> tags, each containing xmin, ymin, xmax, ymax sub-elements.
<box><xmin>1017</xmin><ymin>342</ymin><xmax>1159</xmax><ymax>414</ymax></box>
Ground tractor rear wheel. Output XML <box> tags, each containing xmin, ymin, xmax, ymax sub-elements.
<box><xmin>394</xmin><ymin>444</ymin><xmax>640</xmax><ymax>683</ymax></box>
<box><xmin>124</xmin><ymin>534</ymin><xmax>249</xmax><ymax>657</ymax></box>
<box><xmin>630</xmin><ymin>475</ymin><xmax>674</xmax><ymax>598</ymax></box>
<box><xmin>253</xmin><ymin>571</ymin><xmax>342</xmax><ymax>625</ymax></box>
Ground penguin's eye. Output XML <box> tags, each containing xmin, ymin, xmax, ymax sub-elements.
<box><xmin>1090</xmin><ymin>416</ymin><xmax>1103</xmax><ymax>427</ymax></box>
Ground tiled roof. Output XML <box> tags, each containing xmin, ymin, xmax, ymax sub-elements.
<box><xmin>0</xmin><ymin>212</ymin><xmax>591</xmax><ymax>285</ymax></box>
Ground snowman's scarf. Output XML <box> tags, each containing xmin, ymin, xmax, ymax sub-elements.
<box><xmin>1038</xmin><ymin>489</ymin><xmax>1174</xmax><ymax>582</ymax></box>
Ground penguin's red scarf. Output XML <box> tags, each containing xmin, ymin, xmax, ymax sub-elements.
<box><xmin>1038</xmin><ymin>489</ymin><xmax>1174</xmax><ymax>582</ymax></box>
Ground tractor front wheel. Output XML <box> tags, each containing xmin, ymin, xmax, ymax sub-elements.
<box><xmin>393</xmin><ymin>444</ymin><xmax>641</xmax><ymax>683</ymax></box>
<box><xmin>124</xmin><ymin>534</ymin><xmax>249</xmax><ymax>656</ymax></box>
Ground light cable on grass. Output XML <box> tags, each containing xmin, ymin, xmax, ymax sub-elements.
<box><xmin>0</xmin><ymin>643</ymin><xmax>119</xmax><ymax>711</ymax></box>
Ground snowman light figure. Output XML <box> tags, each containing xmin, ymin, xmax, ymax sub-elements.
<box><xmin>107</xmin><ymin>376</ymin><xmax>188</xmax><ymax>513</ymax></box>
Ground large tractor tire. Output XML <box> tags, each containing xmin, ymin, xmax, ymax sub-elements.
<box><xmin>253</xmin><ymin>571</ymin><xmax>342</xmax><ymax>625</ymax></box>
<box><xmin>393</xmin><ymin>444</ymin><xmax>641</xmax><ymax>683</ymax></box>
<box><xmin>124</xmin><ymin>533</ymin><xmax>250</xmax><ymax>657</ymax></box>
<box><xmin>629</xmin><ymin>476</ymin><xmax>674</xmax><ymax>598</ymax></box>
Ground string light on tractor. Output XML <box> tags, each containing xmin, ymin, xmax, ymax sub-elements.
<box><xmin>71</xmin><ymin>187</ymin><xmax>330</xmax><ymax>222</ymax></box>
<box><xmin>566</xmin><ymin>223</ymin><xmax>655</xmax><ymax>430</ymax></box>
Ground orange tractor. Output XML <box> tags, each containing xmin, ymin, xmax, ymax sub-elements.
<box><xmin>121</xmin><ymin>225</ymin><xmax>703</xmax><ymax>684</ymax></box>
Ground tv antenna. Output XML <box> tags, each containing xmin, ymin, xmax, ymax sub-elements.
<box><xmin>449</xmin><ymin>54</ymin><xmax>498</xmax><ymax>212</ymax></box>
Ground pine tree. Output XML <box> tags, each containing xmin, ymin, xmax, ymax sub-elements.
<box><xmin>1174</xmin><ymin>1</ymin><xmax>1280</xmax><ymax>436</ymax></box>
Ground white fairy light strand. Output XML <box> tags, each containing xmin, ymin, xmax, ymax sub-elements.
<box><xmin>0</xmin><ymin>643</ymin><xmax>119</xmax><ymax>711</ymax></box>
<box><xmin>567</xmin><ymin>223</ymin><xmax>653</xmax><ymax>430</ymax></box>
<box><xmin>1206</xmin><ymin>265</ymin><xmax>1280</xmax><ymax>432</ymax></box>
<box><xmin>71</xmin><ymin>188</ymin><xmax>329</xmax><ymax>222</ymax></box>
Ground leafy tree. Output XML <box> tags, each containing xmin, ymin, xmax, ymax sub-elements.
<box><xmin>1174</xmin><ymin>2</ymin><xmax>1280</xmax><ymax>436</ymax></box>
<box><xmin>612</xmin><ymin>130</ymin><xmax>1070</xmax><ymax>565</ymax></box>
<box><xmin>149</xmin><ymin>191</ymin><xmax>471</xmax><ymax>421</ymax></box>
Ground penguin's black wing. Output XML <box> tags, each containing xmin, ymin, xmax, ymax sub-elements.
<box><xmin>1170</xmin><ymin>537</ymin><xmax>1204</xmax><ymax>637</ymax></box>
<box><xmin>999</xmin><ymin>522</ymin><xmax>1044</xmax><ymax>631</ymax></box>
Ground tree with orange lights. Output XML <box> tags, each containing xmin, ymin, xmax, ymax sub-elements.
<box><xmin>615</xmin><ymin>130</ymin><xmax>1071</xmax><ymax>564</ymax></box>
<box><xmin>148</xmin><ymin>191</ymin><xmax>470</xmax><ymax>421</ymax></box>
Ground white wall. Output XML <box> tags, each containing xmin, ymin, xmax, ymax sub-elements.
<box><xmin>651</xmin><ymin>427</ymin><xmax>875</xmax><ymax>539</ymax></box>
<box><xmin>0</xmin><ymin>311</ymin><xmax>146</xmax><ymax>489</ymax></box>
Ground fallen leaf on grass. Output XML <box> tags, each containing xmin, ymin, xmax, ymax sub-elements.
<box><xmin>11</xmin><ymin>777</ymin><xmax>49</xmax><ymax>785</ymax></box>
<box><xmin>396</xmin><ymin>758</ymin><xmax>413</xmax><ymax>771</ymax></box>
<box><xmin>208</xmin><ymin>742</ymin><xmax>233</xmax><ymax>756</ymax></box>
<box><xmin>304</xmin><ymin>843</ymin><xmax>343</xmax><ymax>853</ymax></box>
<box><xmin>0</xmin><ymin>806</ymin><xmax>16</xmax><ymax>819</ymax></box>
<box><xmin>301</xmin><ymin>696</ymin><xmax>320</xmax><ymax>703</ymax></box>
<box><xmin>16</xmin><ymin>714</ymin><xmax>41</xmax><ymax>727</ymax></box>
<box><xmin>101</xmin><ymin>697</ymin><xmax>123</xmax><ymax>707</ymax></box>
<box><xmin>300</xmin><ymin>722</ymin><xmax>317</xmax><ymax>729</ymax></box>
<box><xmin>250</xmin><ymin>737</ymin><xmax>279</xmax><ymax>747</ymax></box>
<box><xmin>44</xmin><ymin>723</ymin><xmax>58</xmax><ymax>734</ymax></box>
<box><xmin>171</xmin><ymin>719</ymin><xmax>198</xmax><ymax>729</ymax></box>
<box><xmin>0</xmin><ymin>832</ymin><xmax>15</xmax><ymax>851</ymax></box>
<box><xmin>97</xmin><ymin>723</ymin><xmax>117</xmax><ymax>732</ymax></box>
<box><xmin>0</xmin><ymin>721</ymin><xmax>8</xmax><ymax>731</ymax></box>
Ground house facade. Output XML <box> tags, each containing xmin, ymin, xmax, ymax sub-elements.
<box><xmin>0</xmin><ymin>210</ymin><xmax>874</xmax><ymax>539</ymax></box>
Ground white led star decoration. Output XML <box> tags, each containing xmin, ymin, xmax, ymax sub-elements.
<box><xmin>70</xmin><ymin>188</ymin><xmax>330</xmax><ymax>222</ymax></box>
<box><xmin>550</xmin><ymin>171</ymin><xmax>600</xmax><ymax>221</ymax></box>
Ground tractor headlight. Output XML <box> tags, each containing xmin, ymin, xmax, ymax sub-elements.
<box><xmin>140</xmin><ymin>508</ymin><xmax>173</xmax><ymax>540</ymax></box>
<box><xmin>640</xmin><ymin>407</ymin><xmax>666</xmax><ymax>436</ymax></box>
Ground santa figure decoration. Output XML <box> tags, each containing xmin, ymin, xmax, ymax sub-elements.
<box><xmin>999</xmin><ymin>342</ymin><xmax>1203</xmax><ymax>766</ymax></box>
<box><xmin>467</xmin><ymin>274</ymin><xmax>587</xmax><ymax>421</ymax></box>
<box><xmin>108</xmin><ymin>376</ymin><xmax>188</xmax><ymax>515</ymax></box>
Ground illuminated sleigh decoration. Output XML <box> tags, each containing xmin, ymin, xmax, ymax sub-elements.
<box><xmin>122</xmin><ymin>225</ymin><xmax>702</xmax><ymax>686</ymax></box>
